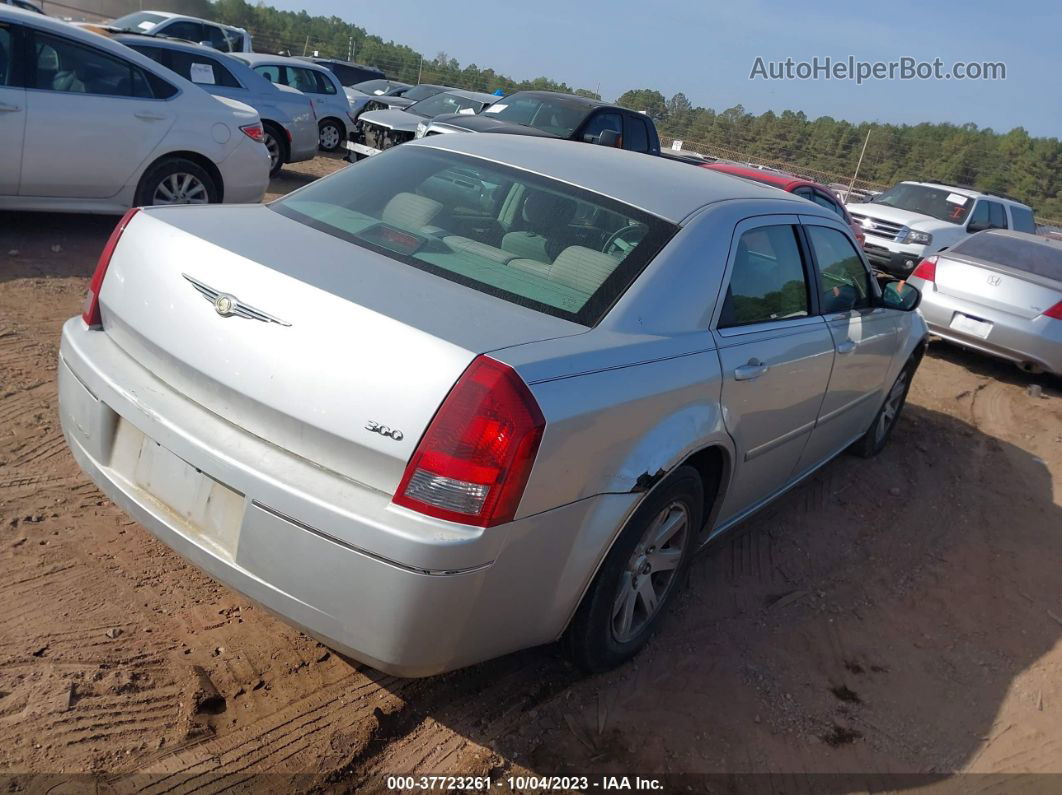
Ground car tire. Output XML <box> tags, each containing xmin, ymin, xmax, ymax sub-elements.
<box><xmin>263</xmin><ymin>122</ymin><xmax>288</xmax><ymax>178</ymax></box>
<box><xmin>849</xmin><ymin>355</ymin><xmax>918</xmax><ymax>458</ymax></box>
<box><xmin>318</xmin><ymin>119</ymin><xmax>343</xmax><ymax>152</ymax></box>
<box><xmin>135</xmin><ymin>157</ymin><xmax>219</xmax><ymax>207</ymax></box>
<box><xmin>566</xmin><ymin>465</ymin><xmax>703</xmax><ymax>673</ymax></box>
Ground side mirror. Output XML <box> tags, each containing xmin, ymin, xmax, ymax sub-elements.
<box><xmin>881</xmin><ymin>279</ymin><xmax>921</xmax><ymax>311</ymax></box>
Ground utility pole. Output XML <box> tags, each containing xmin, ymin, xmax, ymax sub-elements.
<box><xmin>417</xmin><ymin>56</ymin><xmax>423</xmax><ymax>84</ymax></box>
<box><xmin>845</xmin><ymin>128</ymin><xmax>871</xmax><ymax>202</ymax></box>
<box><xmin>302</xmin><ymin>35</ymin><xmax>309</xmax><ymax>57</ymax></box>
<box><xmin>348</xmin><ymin>36</ymin><xmax>354</xmax><ymax>62</ymax></box>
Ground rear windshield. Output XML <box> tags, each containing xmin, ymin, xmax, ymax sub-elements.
<box><xmin>401</xmin><ymin>84</ymin><xmax>445</xmax><ymax>102</ymax></box>
<box><xmin>110</xmin><ymin>11</ymin><xmax>168</xmax><ymax>32</ymax></box>
<box><xmin>354</xmin><ymin>79</ymin><xmax>407</xmax><ymax>95</ymax></box>
<box><xmin>873</xmin><ymin>183</ymin><xmax>974</xmax><ymax>224</ymax></box>
<box><xmin>952</xmin><ymin>232</ymin><xmax>1062</xmax><ymax>281</ymax></box>
<box><xmin>271</xmin><ymin>147</ymin><xmax>676</xmax><ymax>325</ymax></box>
<box><xmin>481</xmin><ymin>96</ymin><xmax>590</xmax><ymax>137</ymax></box>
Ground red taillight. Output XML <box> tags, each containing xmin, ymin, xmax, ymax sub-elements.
<box><xmin>240</xmin><ymin>122</ymin><xmax>264</xmax><ymax>142</ymax></box>
<box><xmin>393</xmin><ymin>356</ymin><xmax>545</xmax><ymax>527</ymax></box>
<box><xmin>1044</xmin><ymin>300</ymin><xmax>1062</xmax><ymax>320</ymax></box>
<box><xmin>911</xmin><ymin>255</ymin><xmax>937</xmax><ymax>283</ymax></box>
<box><xmin>82</xmin><ymin>207</ymin><xmax>139</xmax><ymax>328</ymax></box>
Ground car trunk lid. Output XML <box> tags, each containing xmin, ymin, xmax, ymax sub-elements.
<box><xmin>97</xmin><ymin>205</ymin><xmax>586</xmax><ymax>494</ymax></box>
<box><xmin>934</xmin><ymin>253</ymin><xmax>1061</xmax><ymax>320</ymax></box>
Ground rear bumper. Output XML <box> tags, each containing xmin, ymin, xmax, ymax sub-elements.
<box><xmin>217</xmin><ymin>136</ymin><xmax>270</xmax><ymax>203</ymax></box>
<box><xmin>58</xmin><ymin>319</ymin><xmax>638</xmax><ymax>676</ymax></box>
<box><xmin>917</xmin><ymin>289</ymin><xmax>1062</xmax><ymax>375</ymax></box>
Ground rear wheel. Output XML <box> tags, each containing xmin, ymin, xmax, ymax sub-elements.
<box><xmin>135</xmin><ymin>157</ymin><xmax>219</xmax><ymax>207</ymax></box>
<box><xmin>262</xmin><ymin>123</ymin><xmax>288</xmax><ymax>177</ymax></box>
<box><xmin>318</xmin><ymin>119</ymin><xmax>343</xmax><ymax>151</ymax></box>
<box><xmin>850</xmin><ymin>357</ymin><xmax>916</xmax><ymax>458</ymax></box>
<box><xmin>567</xmin><ymin>466</ymin><xmax>703</xmax><ymax>673</ymax></box>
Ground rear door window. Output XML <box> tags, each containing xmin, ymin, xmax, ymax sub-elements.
<box><xmin>167</xmin><ymin>50</ymin><xmax>241</xmax><ymax>88</ymax></box>
<box><xmin>718</xmin><ymin>225</ymin><xmax>810</xmax><ymax>327</ymax></box>
<box><xmin>310</xmin><ymin>69</ymin><xmax>337</xmax><ymax>95</ymax></box>
<box><xmin>0</xmin><ymin>24</ymin><xmax>12</xmax><ymax>87</ymax></box>
<box><xmin>806</xmin><ymin>225</ymin><xmax>873</xmax><ymax>313</ymax></box>
<box><xmin>270</xmin><ymin>147</ymin><xmax>676</xmax><ymax>326</ymax></box>
<box><xmin>160</xmin><ymin>20</ymin><xmax>204</xmax><ymax>43</ymax></box>
<box><xmin>33</xmin><ymin>32</ymin><xmax>154</xmax><ymax>98</ymax></box>
<box><xmin>623</xmin><ymin>114</ymin><xmax>650</xmax><ymax>152</ymax></box>
<box><xmin>1009</xmin><ymin>205</ymin><xmax>1037</xmax><ymax>233</ymax></box>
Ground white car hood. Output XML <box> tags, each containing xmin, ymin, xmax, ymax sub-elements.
<box><xmin>358</xmin><ymin>108</ymin><xmax>422</xmax><ymax>132</ymax></box>
<box><xmin>849</xmin><ymin>202</ymin><xmax>949</xmax><ymax>231</ymax></box>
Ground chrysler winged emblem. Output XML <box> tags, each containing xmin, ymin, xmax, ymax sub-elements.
<box><xmin>986</xmin><ymin>274</ymin><xmax>1002</xmax><ymax>287</ymax></box>
<box><xmin>182</xmin><ymin>274</ymin><xmax>291</xmax><ymax>326</ymax></box>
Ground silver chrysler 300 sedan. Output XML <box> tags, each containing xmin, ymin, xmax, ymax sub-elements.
<box><xmin>59</xmin><ymin>135</ymin><xmax>927</xmax><ymax>676</ymax></box>
<box><xmin>907</xmin><ymin>230</ymin><xmax>1062</xmax><ymax>375</ymax></box>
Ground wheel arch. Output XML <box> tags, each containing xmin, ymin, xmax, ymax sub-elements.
<box><xmin>137</xmin><ymin>151</ymin><xmax>225</xmax><ymax>203</ymax></box>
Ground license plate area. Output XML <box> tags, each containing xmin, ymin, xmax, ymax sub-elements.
<box><xmin>109</xmin><ymin>418</ymin><xmax>245</xmax><ymax>560</ymax></box>
<box><xmin>950</xmin><ymin>312</ymin><xmax>993</xmax><ymax>340</ymax></box>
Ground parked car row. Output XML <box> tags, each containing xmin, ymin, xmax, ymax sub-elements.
<box><xmin>1</xmin><ymin>7</ymin><xmax>270</xmax><ymax>212</ymax></box>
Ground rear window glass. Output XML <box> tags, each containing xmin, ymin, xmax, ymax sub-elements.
<box><xmin>271</xmin><ymin>147</ymin><xmax>676</xmax><ymax>325</ymax></box>
<box><xmin>1010</xmin><ymin>205</ymin><xmax>1037</xmax><ymax>234</ymax></box>
<box><xmin>952</xmin><ymin>232</ymin><xmax>1062</xmax><ymax>281</ymax></box>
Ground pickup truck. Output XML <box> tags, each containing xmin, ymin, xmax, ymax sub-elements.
<box><xmin>417</xmin><ymin>90</ymin><xmax>663</xmax><ymax>155</ymax></box>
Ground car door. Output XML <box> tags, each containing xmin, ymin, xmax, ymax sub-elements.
<box><xmin>20</xmin><ymin>29</ymin><xmax>174</xmax><ymax>199</ymax></box>
<box><xmin>711</xmin><ymin>217</ymin><xmax>836</xmax><ymax>526</ymax></box>
<box><xmin>579</xmin><ymin>110</ymin><xmax>622</xmax><ymax>146</ymax></box>
<box><xmin>0</xmin><ymin>20</ymin><xmax>26</xmax><ymax>194</ymax></box>
<box><xmin>797</xmin><ymin>221</ymin><xmax>901</xmax><ymax>469</ymax></box>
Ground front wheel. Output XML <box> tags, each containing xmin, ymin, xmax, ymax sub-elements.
<box><xmin>135</xmin><ymin>157</ymin><xmax>219</xmax><ymax>207</ymax></box>
<box><xmin>318</xmin><ymin>119</ymin><xmax>343</xmax><ymax>152</ymax></box>
<box><xmin>850</xmin><ymin>358</ymin><xmax>916</xmax><ymax>458</ymax></box>
<box><xmin>566</xmin><ymin>466</ymin><xmax>703</xmax><ymax>673</ymax></box>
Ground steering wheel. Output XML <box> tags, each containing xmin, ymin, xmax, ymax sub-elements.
<box><xmin>603</xmin><ymin>224</ymin><xmax>646</xmax><ymax>257</ymax></box>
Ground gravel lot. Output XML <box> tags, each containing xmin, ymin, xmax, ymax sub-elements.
<box><xmin>2</xmin><ymin>155</ymin><xmax>1062</xmax><ymax>791</ymax></box>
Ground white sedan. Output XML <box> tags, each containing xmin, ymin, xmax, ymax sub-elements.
<box><xmin>0</xmin><ymin>7</ymin><xmax>269</xmax><ymax>213</ymax></box>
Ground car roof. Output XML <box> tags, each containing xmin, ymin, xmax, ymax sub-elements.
<box><xmin>439</xmin><ymin>88</ymin><xmax>498</xmax><ymax>102</ymax></box>
<box><xmin>701</xmin><ymin>163</ymin><xmax>817</xmax><ymax>191</ymax></box>
<box><xmin>902</xmin><ymin>181</ymin><xmax>1031</xmax><ymax>207</ymax></box>
<box><xmin>507</xmin><ymin>90</ymin><xmax>610</xmax><ymax>108</ymax></box>
<box><xmin>308</xmin><ymin>57</ymin><xmax>381</xmax><ymax>69</ymax></box>
<box><xmin>112</xmin><ymin>31</ymin><xmax>228</xmax><ymax>54</ymax></box>
<box><xmin>410</xmin><ymin>134</ymin><xmax>808</xmax><ymax>224</ymax></box>
<box><xmin>233</xmin><ymin>52</ymin><xmax>329</xmax><ymax>70</ymax></box>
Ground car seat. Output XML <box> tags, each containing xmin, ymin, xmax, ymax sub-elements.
<box><xmin>501</xmin><ymin>191</ymin><xmax>577</xmax><ymax>263</ymax></box>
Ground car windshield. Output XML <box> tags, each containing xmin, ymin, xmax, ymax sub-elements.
<box><xmin>401</xmin><ymin>84</ymin><xmax>445</xmax><ymax>102</ymax></box>
<box><xmin>408</xmin><ymin>92</ymin><xmax>486</xmax><ymax>118</ymax></box>
<box><xmin>480</xmin><ymin>96</ymin><xmax>590</xmax><ymax>137</ymax></box>
<box><xmin>872</xmin><ymin>183</ymin><xmax>974</xmax><ymax>224</ymax></box>
<box><xmin>354</xmin><ymin>79</ymin><xmax>407</xmax><ymax>95</ymax></box>
<box><xmin>271</xmin><ymin>147</ymin><xmax>676</xmax><ymax>325</ymax></box>
<box><xmin>952</xmin><ymin>233</ymin><xmax>1062</xmax><ymax>281</ymax></box>
<box><xmin>109</xmin><ymin>11</ymin><xmax>168</xmax><ymax>32</ymax></box>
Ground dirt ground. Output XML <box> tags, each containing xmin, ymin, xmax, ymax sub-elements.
<box><xmin>2</xmin><ymin>155</ymin><xmax>1062</xmax><ymax>792</ymax></box>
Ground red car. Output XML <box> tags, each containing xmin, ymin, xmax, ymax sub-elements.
<box><xmin>700</xmin><ymin>163</ymin><xmax>866</xmax><ymax>247</ymax></box>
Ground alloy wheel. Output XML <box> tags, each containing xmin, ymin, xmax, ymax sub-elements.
<box><xmin>611</xmin><ymin>501</ymin><xmax>689</xmax><ymax>643</ymax></box>
<box><xmin>876</xmin><ymin>370</ymin><xmax>908</xmax><ymax>443</ymax></box>
<box><xmin>264</xmin><ymin>133</ymin><xmax>282</xmax><ymax>172</ymax></box>
<box><xmin>152</xmin><ymin>173</ymin><xmax>209</xmax><ymax>205</ymax></box>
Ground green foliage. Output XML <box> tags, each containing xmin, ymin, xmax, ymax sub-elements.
<box><xmin>200</xmin><ymin>1</ymin><xmax>1060</xmax><ymax>221</ymax></box>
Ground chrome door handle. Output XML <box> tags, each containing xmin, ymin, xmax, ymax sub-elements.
<box><xmin>734</xmin><ymin>358</ymin><xmax>769</xmax><ymax>381</ymax></box>
<box><xmin>135</xmin><ymin>111</ymin><xmax>168</xmax><ymax>121</ymax></box>
<box><xmin>836</xmin><ymin>340</ymin><xmax>857</xmax><ymax>354</ymax></box>
<box><xmin>0</xmin><ymin>102</ymin><xmax>21</xmax><ymax>113</ymax></box>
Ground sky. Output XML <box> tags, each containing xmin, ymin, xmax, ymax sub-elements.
<box><xmin>269</xmin><ymin>0</ymin><xmax>1060</xmax><ymax>137</ymax></box>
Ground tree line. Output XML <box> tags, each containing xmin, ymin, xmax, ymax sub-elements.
<box><xmin>163</xmin><ymin>0</ymin><xmax>1059</xmax><ymax>221</ymax></box>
